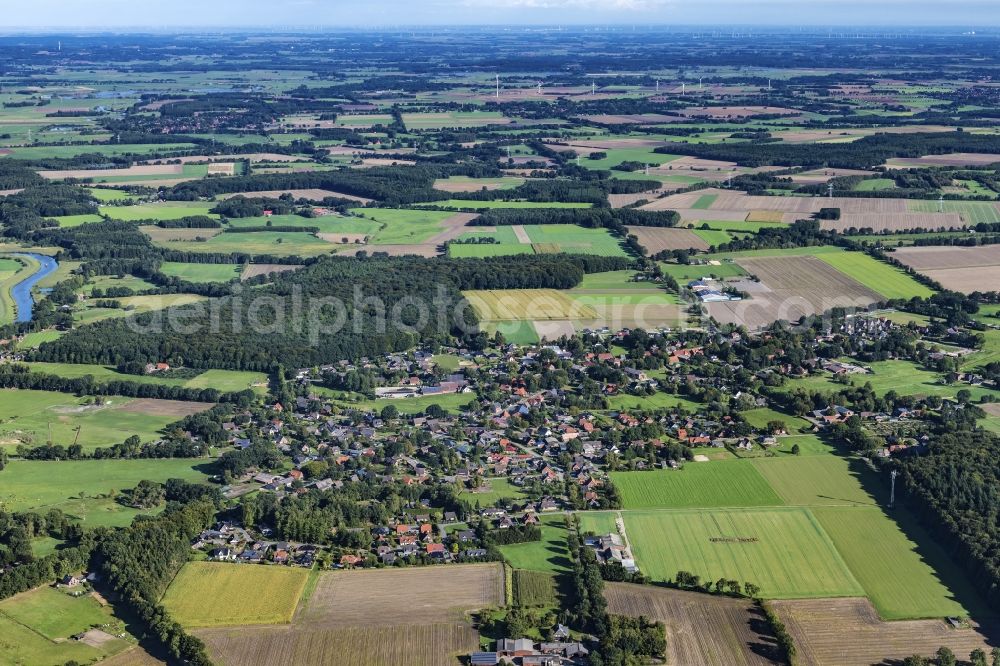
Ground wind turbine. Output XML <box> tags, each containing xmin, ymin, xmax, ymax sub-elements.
<box><xmin>591</xmin><ymin>81</ymin><xmax>596</xmax><ymax>95</ymax></box>
<box><xmin>828</xmin><ymin>182</ymin><xmax>834</xmax><ymax>198</ymax></box>
<box><xmin>889</xmin><ymin>469</ymin><xmax>898</xmax><ymax>509</ymax></box>
<box><xmin>938</xmin><ymin>194</ymin><xmax>944</xmax><ymax>213</ymax></box>
<box><xmin>495</xmin><ymin>75</ymin><xmax>500</xmax><ymax>100</ymax></box>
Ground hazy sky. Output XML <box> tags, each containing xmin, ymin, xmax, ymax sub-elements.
<box><xmin>2</xmin><ymin>0</ymin><xmax>998</xmax><ymax>28</ymax></box>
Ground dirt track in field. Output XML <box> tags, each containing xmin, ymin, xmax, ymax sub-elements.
<box><xmin>605</xmin><ymin>583</ymin><xmax>782</xmax><ymax>666</ymax></box>
<box><xmin>772</xmin><ymin>597</ymin><xmax>997</xmax><ymax>666</ymax></box>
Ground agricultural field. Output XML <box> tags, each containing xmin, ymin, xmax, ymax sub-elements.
<box><xmin>816</xmin><ymin>252</ymin><xmax>935</xmax><ymax>300</ymax></box>
<box><xmin>782</xmin><ymin>359</ymin><xmax>999</xmax><ymax>402</ymax></box>
<box><xmin>612</xmin><ymin>461</ymin><xmax>784</xmax><ymax>509</ymax></box>
<box><xmin>605</xmin><ymin>583</ymin><xmax>783</xmax><ymax>666</ymax></box>
<box><xmin>891</xmin><ymin>245</ymin><xmax>1000</xmax><ymax>294</ymax></box>
<box><xmin>101</xmin><ymin>202</ymin><xmax>218</xmax><ymax>221</ymax></box>
<box><xmin>327</xmin><ymin>389</ymin><xmax>476</xmax><ymax>415</ymax></box>
<box><xmin>626</xmin><ymin>226</ymin><xmax>711</xmax><ymax>252</ymax></box>
<box><xmin>159</xmin><ymin>231</ymin><xmax>336</xmax><ymax>257</ymax></box>
<box><xmin>163</xmin><ymin>562</ymin><xmax>311</xmax><ymax>627</ymax></box>
<box><xmin>0</xmin><ymin>388</ymin><xmax>213</xmax><ymax>452</ymax></box>
<box><xmin>464</xmin><ymin>289</ymin><xmax>595</xmax><ymax>322</ymax></box>
<box><xmin>813</xmin><ymin>506</ymin><xmax>985</xmax><ymax>620</ymax></box>
<box><xmin>512</xmin><ymin>570</ymin><xmax>559</xmax><ymax>607</ymax></box>
<box><xmin>908</xmin><ymin>199</ymin><xmax>1000</xmax><ymax>224</ymax></box>
<box><xmin>433</xmin><ymin>175</ymin><xmax>525</xmax><ymax>192</ymax></box>
<box><xmin>750</xmin><ymin>456</ymin><xmax>877</xmax><ymax>508</ymax></box>
<box><xmin>498</xmin><ymin>515</ymin><xmax>572</xmax><ymax>573</ymax></box>
<box><xmin>707</xmin><ymin>254</ymin><xmax>884</xmax><ymax>330</ymax></box>
<box><xmin>25</xmin><ymin>362</ymin><xmax>266</xmax><ymax>394</ymax></box>
<box><xmin>0</xmin><ymin>458</ymin><xmax>210</xmax><ymax>528</ymax></box>
<box><xmin>420</xmin><ymin>199</ymin><xmax>592</xmax><ymax>210</ymax></box>
<box><xmin>622</xmin><ymin>507</ymin><xmax>864</xmax><ymax>598</ymax></box>
<box><xmin>772</xmin><ymin>597</ymin><xmax>996</xmax><ymax>666</ymax></box>
<box><xmin>0</xmin><ymin>586</ymin><xmax>133</xmax><ymax>665</ymax></box>
<box><xmin>159</xmin><ymin>261</ymin><xmax>242</xmax><ymax>283</ymax></box>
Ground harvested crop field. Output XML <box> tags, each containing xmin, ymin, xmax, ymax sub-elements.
<box><xmin>771</xmin><ymin>597</ymin><xmax>997</xmax><ymax>666</ymax></box>
<box><xmin>891</xmin><ymin>245</ymin><xmax>1000</xmax><ymax>271</ymax></box>
<box><xmin>196</xmin><ymin>623</ymin><xmax>479</xmax><ymax>666</ymax></box>
<box><xmin>194</xmin><ymin>564</ymin><xmax>501</xmax><ymax>666</ymax></box>
<box><xmin>241</xmin><ymin>263</ymin><xmax>304</xmax><ymax>281</ymax></box>
<box><xmin>892</xmin><ymin>246</ymin><xmax>1000</xmax><ymax>293</ymax></box>
<box><xmin>117</xmin><ymin>399</ymin><xmax>215</xmax><ymax>417</ymax></box>
<box><xmin>300</xmin><ymin>564</ymin><xmax>503</xmax><ymax>626</ymax></box>
<box><xmin>605</xmin><ymin>583</ymin><xmax>782</xmax><ymax>666</ymax></box>
<box><xmin>707</xmin><ymin>256</ymin><xmax>882</xmax><ymax>329</ymax></box>
<box><xmin>822</xmin><ymin>212</ymin><xmax>963</xmax><ymax>233</ymax></box>
<box><xmin>626</xmin><ymin>226</ymin><xmax>710</xmax><ymax>252</ymax></box>
<box><xmin>745</xmin><ymin>210</ymin><xmax>785</xmax><ymax>223</ymax></box>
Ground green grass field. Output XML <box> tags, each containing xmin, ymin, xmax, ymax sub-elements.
<box><xmin>460</xmin><ymin>477</ymin><xmax>528</xmax><ymax>507</ymax></box>
<box><xmin>909</xmin><ymin>200</ymin><xmax>1000</xmax><ymax>224</ymax></box>
<box><xmin>499</xmin><ymin>515</ymin><xmax>572</xmax><ymax>573</ymax></box>
<box><xmin>25</xmin><ymin>363</ymin><xmax>266</xmax><ymax>393</ymax></box>
<box><xmin>162</xmin><ymin>231</ymin><xmax>334</xmax><ymax>257</ymax></box>
<box><xmin>605</xmin><ymin>392</ymin><xmax>701</xmax><ymax>412</ymax></box>
<box><xmin>782</xmin><ymin>359</ymin><xmax>999</xmax><ymax>402</ymax></box>
<box><xmin>740</xmin><ymin>407</ymin><xmax>812</xmax><ymax>433</ymax></box>
<box><xmin>623</xmin><ymin>507</ymin><xmax>863</xmax><ymax>598</ymax></box>
<box><xmin>101</xmin><ymin>202</ymin><xmax>218</xmax><ymax>221</ymax></box>
<box><xmin>159</xmin><ymin>262</ymin><xmax>241</xmax><ymax>283</ymax></box>
<box><xmin>658</xmin><ymin>261</ymin><xmax>747</xmax><ymax>281</ymax></box>
<box><xmin>0</xmin><ymin>587</ymin><xmax>131</xmax><ymax>664</ymax></box>
<box><xmin>814</xmin><ymin>506</ymin><xmax>986</xmax><ymax>619</ymax></box>
<box><xmin>162</xmin><ymin>562</ymin><xmax>310</xmax><ymax>627</ymax></box>
<box><xmin>525</xmin><ymin>225</ymin><xmax>629</xmax><ymax>256</ymax></box>
<box><xmin>612</xmin><ymin>461</ymin><xmax>783</xmax><ymax>509</ymax></box>
<box><xmin>854</xmin><ymin>178</ymin><xmax>896</xmax><ymax>192</ymax></box>
<box><xmin>327</xmin><ymin>390</ymin><xmax>477</xmax><ymax>415</ymax></box>
<box><xmin>357</xmin><ymin>208</ymin><xmax>456</xmax><ymax>244</ymax></box>
<box><xmin>421</xmin><ymin>200</ymin><xmax>593</xmax><ymax>210</ymax></box>
<box><xmin>0</xmin><ymin>388</ymin><xmax>205</xmax><ymax>452</ymax></box>
<box><xmin>818</xmin><ymin>252</ymin><xmax>935</xmax><ymax>300</ymax></box>
<box><xmin>751</xmin><ymin>456</ymin><xmax>878</xmax><ymax>507</ymax></box>
<box><xmin>0</xmin><ymin>458</ymin><xmax>210</xmax><ymax>528</ymax></box>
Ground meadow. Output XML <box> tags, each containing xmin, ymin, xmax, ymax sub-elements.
<box><xmin>25</xmin><ymin>362</ymin><xmax>266</xmax><ymax>393</ymax></box>
<box><xmin>782</xmin><ymin>359</ymin><xmax>999</xmax><ymax>402</ymax></box>
<box><xmin>420</xmin><ymin>200</ymin><xmax>593</xmax><ymax>210</ymax></box>
<box><xmin>498</xmin><ymin>515</ymin><xmax>572</xmax><ymax>573</ymax></box>
<box><xmin>0</xmin><ymin>458</ymin><xmax>210</xmax><ymax>527</ymax></box>
<box><xmin>623</xmin><ymin>507</ymin><xmax>864</xmax><ymax>598</ymax></box>
<box><xmin>101</xmin><ymin>202</ymin><xmax>218</xmax><ymax>221</ymax></box>
<box><xmin>159</xmin><ymin>261</ymin><xmax>242</xmax><ymax>283</ymax></box>
<box><xmin>612</xmin><ymin>461</ymin><xmax>783</xmax><ymax>509</ymax></box>
<box><xmin>817</xmin><ymin>252</ymin><xmax>935</xmax><ymax>300</ymax></box>
<box><xmin>813</xmin><ymin>507</ymin><xmax>985</xmax><ymax>619</ymax></box>
<box><xmin>0</xmin><ymin>587</ymin><xmax>132</xmax><ymax>665</ymax></box>
<box><xmin>0</xmin><ymin>388</ymin><xmax>208</xmax><ymax>452</ymax></box>
<box><xmin>459</xmin><ymin>477</ymin><xmax>528</xmax><ymax>506</ymax></box>
<box><xmin>750</xmin><ymin>456</ymin><xmax>878</xmax><ymax>507</ymax></box>
<box><xmin>162</xmin><ymin>562</ymin><xmax>311</xmax><ymax>627</ymax></box>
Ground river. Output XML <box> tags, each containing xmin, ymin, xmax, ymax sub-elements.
<box><xmin>10</xmin><ymin>253</ymin><xmax>59</xmax><ymax>323</ymax></box>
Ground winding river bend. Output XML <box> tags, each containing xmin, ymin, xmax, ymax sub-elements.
<box><xmin>10</xmin><ymin>253</ymin><xmax>59</xmax><ymax>322</ymax></box>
